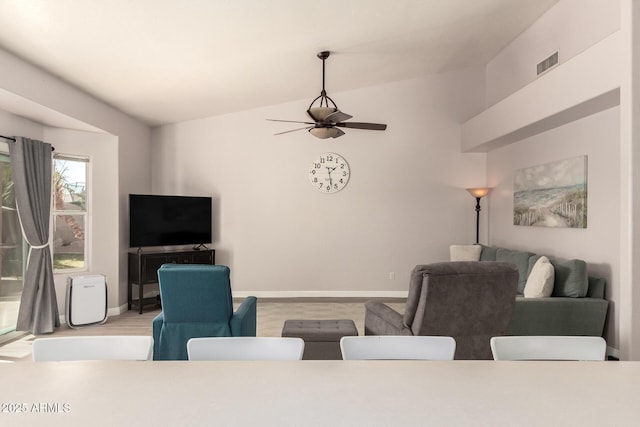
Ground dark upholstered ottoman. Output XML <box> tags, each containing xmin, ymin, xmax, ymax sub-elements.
<box><xmin>282</xmin><ymin>319</ymin><xmax>358</xmax><ymax>360</ymax></box>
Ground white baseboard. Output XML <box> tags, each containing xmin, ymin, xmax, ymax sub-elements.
<box><xmin>112</xmin><ymin>303</ymin><xmax>129</xmax><ymax>316</ymax></box>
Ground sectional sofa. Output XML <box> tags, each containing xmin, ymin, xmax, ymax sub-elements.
<box><xmin>478</xmin><ymin>245</ymin><xmax>609</xmax><ymax>337</ymax></box>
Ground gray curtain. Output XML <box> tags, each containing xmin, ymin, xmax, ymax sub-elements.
<box><xmin>9</xmin><ymin>137</ymin><xmax>59</xmax><ymax>334</ymax></box>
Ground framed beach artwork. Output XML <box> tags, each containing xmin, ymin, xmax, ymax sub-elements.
<box><xmin>513</xmin><ymin>156</ymin><xmax>587</xmax><ymax>228</ymax></box>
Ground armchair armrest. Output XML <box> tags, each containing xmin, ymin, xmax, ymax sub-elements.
<box><xmin>230</xmin><ymin>296</ymin><xmax>257</xmax><ymax>336</ymax></box>
<box><xmin>364</xmin><ymin>301</ymin><xmax>412</xmax><ymax>336</ymax></box>
<box><xmin>151</xmin><ymin>311</ymin><xmax>164</xmax><ymax>360</ymax></box>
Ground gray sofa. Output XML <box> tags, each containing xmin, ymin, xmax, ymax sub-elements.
<box><xmin>480</xmin><ymin>246</ymin><xmax>609</xmax><ymax>337</ymax></box>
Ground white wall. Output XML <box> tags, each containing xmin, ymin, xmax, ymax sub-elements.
<box><xmin>0</xmin><ymin>47</ymin><xmax>152</xmax><ymax>312</ymax></box>
<box><xmin>0</xmin><ymin>108</ymin><xmax>45</xmax><ymax>140</ymax></box>
<box><xmin>486</xmin><ymin>107</ymin><xmax>620</xmax><ymax>347</ymax></box>
<box><xmin>482</xmin><ymin>0</ymin><xmax>624</xmax><ymax>353</ymax></box>
<box><xmin>44</xmin><ymin>128</ymin><xmax>119</xmax><ymax>314</ymax></box>
<box><xmin>152</xmin><ymin>68</ymin><xmax>487</xmax><ymax>295</ymax></box>
<box><xmin>0</xmin><ymin>111</ymin><xmax>121</xmax><ymax>315</ymax></box>
<box><xmin>486</xmin><ymin>0</ymin><xmax>620</xmax><ymax>107</ymax></box>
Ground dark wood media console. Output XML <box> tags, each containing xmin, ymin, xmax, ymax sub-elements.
<box><xmin>128</xmin><ymin>249</ymin><xmax>215</xmax><ymax>314</ymax></box>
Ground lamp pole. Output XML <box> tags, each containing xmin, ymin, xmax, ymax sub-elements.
<box><xmin>466</xmin><ymin>187</ymin><xmax>492</xmax><ymax>245</ymax></box>
<box><xmin>474</xmin><ymin>197</ymin><xmax>481</xmax><ymax>245</ymax></box>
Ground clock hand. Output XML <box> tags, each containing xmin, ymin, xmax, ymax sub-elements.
<box><xmin>325</xmin><ymin>167</ymin><xmax>334</xmax><ymax>187</ymax></box>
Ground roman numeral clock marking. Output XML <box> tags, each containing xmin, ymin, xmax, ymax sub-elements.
<box><xmin>308</xmin><ymin>153</ymin><xmax>350</xmax><ymax>193</ymax></box>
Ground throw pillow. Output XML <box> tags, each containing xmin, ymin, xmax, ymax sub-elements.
<box><xmin>496</xmin><ymin>248</ymin><xmax>535</xmax><ymax>295</ymax></box>
<box><xmin>550</xmin><ymin>259</ymin><xmax>589</xmax><ymax>297</ymax></box>
<box><xmin>524</xmin><ymin>256</ymin><xmax>554</xmax><ymax>298</ymax></box>
<box><xmin>449</xmin><ymin>245</ymin><xmax>482</xmax><ymax>261</ymax></box>
<box><xmin>479</xmin><ymin>245</ymin><xmax>498</xmax><ymax>261</ymax></box>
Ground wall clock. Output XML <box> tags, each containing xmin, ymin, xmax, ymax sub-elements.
<box><xmin>308</xmin><ymin>152</ymin><xmax>350</xmax><ymax>193</ymax></box>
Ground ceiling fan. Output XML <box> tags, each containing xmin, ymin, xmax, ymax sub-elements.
<box><xmin>268</xmin><ymin>51</ymin><xmax>387</xmax><ymax>139</ymax></box>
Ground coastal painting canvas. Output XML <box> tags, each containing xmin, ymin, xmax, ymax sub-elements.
<box><xmin>513</xmin><ymin>156</ymin><xmax>587</xmax><ymax>228</ymax></box>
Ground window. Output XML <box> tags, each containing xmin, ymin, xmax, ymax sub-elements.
<box><xmin>0</xmin><ymin>150</ymin><xmax>27</xmax><ymax>337</ymax></box>
<box><xmin>52</xmin><ymin>154</ymin><xmax>88</xmax><ymax>272</ymax></box>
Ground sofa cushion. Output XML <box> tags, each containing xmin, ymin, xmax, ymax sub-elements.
<box><xmin>524</xmin><ymin>256</ymin><xmax>554</xmax><ymax>298</ymax></box>
<box><xmin>508</xmin><ymin>296</ymin><xmax>609</xmax><ymax>336</ymax></box>
<box><xmin>587</xmin><ymin>277</ymin><xmax>606</xmax><ymax>299</ymax></box>
<box><xmin>450</xmin><ymin>245</ymin><xmax>482</xmax><ymax>261</ymax></box>
<box><xmin>550</xmin><ymin>259</ymin><xmax>588</xmax><ymax>297</ymax></box>
<box><xmin>496</xmin><ymin>248</ymin><xmax>535</xmax><ymax>295</ymax></box>
<box><xmin>479</xmin><ymin>245</ymin><xmax>498</xmax><ymax>261</ymax></box>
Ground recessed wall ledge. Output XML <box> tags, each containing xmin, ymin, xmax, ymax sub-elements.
<box><xmin>461</xmin><ymin>31</ymin><xmax>622</xmax><ymax>153</ymax></box>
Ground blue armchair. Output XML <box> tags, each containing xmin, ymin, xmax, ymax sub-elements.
<box><xmin>152</xmin><ymin>264</ymin><xmax>257</xmax><ymax>360</ymax></box>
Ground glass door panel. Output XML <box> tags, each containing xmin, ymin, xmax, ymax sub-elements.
<box><xmin>0</xmin><ymin>152</ymin><xmax>26</xmax><ymax>337</ymax></box>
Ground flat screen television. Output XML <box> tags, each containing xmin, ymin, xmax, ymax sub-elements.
<box><xmin>129</xmin><ymin>194</ymin><xmax>212</xmax><ymax>248</ymax></box>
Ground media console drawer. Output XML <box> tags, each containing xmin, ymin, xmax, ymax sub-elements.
<box><xmin>128</xmin><ymin>249</ymin><xmax>215</xmax><ymax>313</ymax></box>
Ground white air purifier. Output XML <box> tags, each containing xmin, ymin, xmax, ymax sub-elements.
<box><xmin>65</xmin><ymin>275</ymin><xmax>108</xmax><ymax>328</ymax></box>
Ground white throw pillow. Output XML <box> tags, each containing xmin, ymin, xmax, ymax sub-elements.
<box><xmin>449</xmin><ymin>245</ymin><xmax>482</xmax><ymax>262</ymax></box>
<box><xmin>524</xmin><ymin>256</ymin><xmax>555</xmax><ymax>298</ymax></box>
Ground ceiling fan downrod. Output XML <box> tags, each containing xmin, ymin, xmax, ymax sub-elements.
<box><xmin>309</xmin><ymin>51</ymin><xmax>337</xmax><ymax>111</ymax></box>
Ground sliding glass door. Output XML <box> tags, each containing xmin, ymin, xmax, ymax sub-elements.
<box><xmin>0</xmin><ymin>150</ymin><xmax>27</xmax><ymax>337</ymax></box>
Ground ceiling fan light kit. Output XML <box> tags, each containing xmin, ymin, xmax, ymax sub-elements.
<box><xmin>309</xmin><ymin>127</ymin><xmax>342</xmax><ymax>139</ymax></box>
<box><xmin>268</xmin><ymin>50</ymin><xmax>387</xmax><ymax>139</ymax></box>
<box><xmin>307</xmin><ymin>106</ymin><xmax>337</xmax><ymax>122</ymax></box>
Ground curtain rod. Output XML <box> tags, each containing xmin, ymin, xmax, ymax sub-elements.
<box><xmin>0</xmin><ymin>135</ymin><xmax>55</xmax><ymax>151</ymax></box>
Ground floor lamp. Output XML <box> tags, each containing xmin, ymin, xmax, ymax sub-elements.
<box><xmin>466</xmin><ymin>187</ymin><xmax>492</xmax><ymax>244</ymax></box>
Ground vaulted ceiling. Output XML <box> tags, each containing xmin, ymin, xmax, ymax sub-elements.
<box><xmin>0</xmin><ymin>0</ymin><xmax>558</xmax><ymax>126</ymax></box>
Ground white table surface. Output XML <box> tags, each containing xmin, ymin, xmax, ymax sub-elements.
<box><xmin>1</xmin><ymin>360</ymin><xmax>639</xmax><ymax>426</ymax></box>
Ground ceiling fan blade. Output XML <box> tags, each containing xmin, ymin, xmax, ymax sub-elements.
<box><xmin>324</xmin><ymin>110</ymin><xmax>352</xmax><ymax>123</ymax></box>
<box><xmin>335</xmin><ymin>122</ymin><xmax>387</xmax><ymax>131</ymax></box>
<box><xmin>332</xmin><ymin>128</ymin><xmax>345</xmax><ymax>138</ymax></box>
<box><xmin>274</xmin><ymin>126</ymin><xmax>313</xmax><ymax>136</ymax></box>
<box><xmin>267</xmin><ymin>119</ymin><xmax>315</xmax><ymax>125</ymax></box>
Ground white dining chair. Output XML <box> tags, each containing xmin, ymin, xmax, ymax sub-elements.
<box><xmin>32</xmin><ymin>336</ymin><xmax>153</xmax><ymax>361</ymax></box>
<box><xmin>490</xmin><ymin>336</ymin><xmax>607</xmax><ymax>361</ymax></box>
<box><xmin>340</xmin><ymin>336</ymin><xmax>456</xmax><ymax>360</ymax></box>
<box><xmin>187</xmin><ymin>337</ymin><xmax>305</xmax><ymax>361</ymax></box>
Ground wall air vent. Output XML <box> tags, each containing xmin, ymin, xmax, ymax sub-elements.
<box><xmin>537</xmin><ymin>51</ymin><xmax>558</xmax><ymax>76</ymax></box>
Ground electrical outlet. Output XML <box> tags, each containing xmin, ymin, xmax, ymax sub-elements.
<box><xmin>389</xmin><ymin>272</ymin><xmax>395</xmax><ymax>280</ymax></box>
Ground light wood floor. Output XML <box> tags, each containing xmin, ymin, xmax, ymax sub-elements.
<box><xmin>0</xmin><ymin>298</ymin><xmax>405</xmax><ymax>362</ymax></box>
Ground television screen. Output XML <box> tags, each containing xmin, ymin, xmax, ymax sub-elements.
<box><xmin>129</xmin><ymin>194</ymin><xmax>212</xmax><ymax>248</ymax></box>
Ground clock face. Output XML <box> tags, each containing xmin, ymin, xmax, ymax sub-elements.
<box><xmin>308</xmin><ymin>153</ymin><xmax>350</xmax><ymax>193</ymax></box>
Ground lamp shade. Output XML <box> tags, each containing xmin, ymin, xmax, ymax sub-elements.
<box><xmin>309</xmin><ymin>127</ymin><xmax>340</xmax><ymax>139</ymax></box>
<box><xmin>466</xmin><ymin>187</ymin><xmax>492</xmax><ymax>198</ymax></box>
<box><xmin>308</xmin><ymin>107</ymin><xmax>337</xmax><ymax>122</ymax></box>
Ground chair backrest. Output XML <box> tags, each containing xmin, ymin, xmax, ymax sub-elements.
<box><xmin>340</xmin><ymin>336</ymin><xmax>456</xmax><ymax>360</ymax></box>
<box><xmin>158</xmin><ymin>264</ymin><xmax>233</xmax><ymax>325</ymax></box>
<box><xmin>490</xmin><ymin>336</ymin><xmax>607</xmax><ymax>361</ymax></box>
<box><xmin>187</xmin><ymin>337</ymin><xmax>305</xmax><ymax>361</ymax></box>
<box><xmin>32</xmin><ymin>336</ymin><xmax>153</xmax><ymax>361</ymax></box>
<box><xmin>404</xmin><ymin>261</ymin><xmax>518</xmax><ymax>360</ymax></box>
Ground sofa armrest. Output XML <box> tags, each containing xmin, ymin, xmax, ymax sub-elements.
<box><xmin>151</xmin><ymin>311</ymin><xmax>164</xmax><ymax>360</ymax></box>
<box><xmin>364</xmin><ymin>301</ymin><xmax>412</xmax><ymax>336</ymax></box>
<box><xmin>230</xmin><ymin>296</ymin><xmax>257</xmax><ymax>337</ymax></box>
<box><xmin>508</xmin><ymin>297</ymin><xmax>609</xmax><ymax>336</ymax></box>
